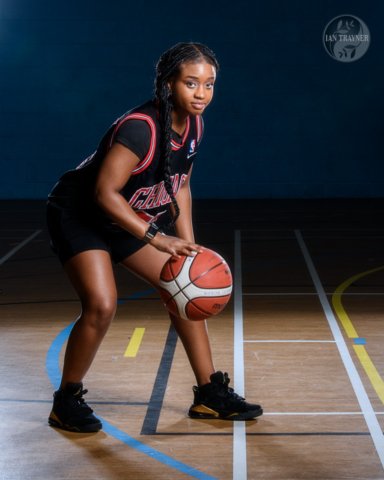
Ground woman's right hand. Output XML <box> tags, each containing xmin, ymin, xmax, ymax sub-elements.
<box><xmin>149</xmin><ymin>233</ymin><xmax>202</xmax><ymax>258</ymax></box>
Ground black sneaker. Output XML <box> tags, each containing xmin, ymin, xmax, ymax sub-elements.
<box><xmin>48</xmin><ymin>383</ymin><xmax>102</xmax><ymax>433</ymax></box>
<box><xmin>188</xmin><ymin>371</ymin><xmax>263</xmax><ymax>420</ymax></box>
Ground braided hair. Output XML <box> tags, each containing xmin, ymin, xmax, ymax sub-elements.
<box><xmin>154</xmin><ymin>42</ymin><xmax>219</xmax><ymax>227</ymax></box>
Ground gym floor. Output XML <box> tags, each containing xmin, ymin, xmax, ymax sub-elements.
<box><xmin>1</xmin><ymin>198</ymin><xmax>384</xmax><ymax>480</ymax></box>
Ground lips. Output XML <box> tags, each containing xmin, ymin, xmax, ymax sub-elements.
<box><xmin>191</xmin><ymin>102</ymin><xmax>206</xmax><ymax>110</ymax></box>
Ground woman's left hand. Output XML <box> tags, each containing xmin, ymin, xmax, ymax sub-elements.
<box><xmin>149</xmin><ymin>233</ymin><xmax>202</xmax><ymax>258</ymax></box>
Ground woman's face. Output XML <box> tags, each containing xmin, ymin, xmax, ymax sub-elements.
<box><xmin>169</xmin><ymin>60</ymin><xmax>216</xmax><ymax>116</ymax></box>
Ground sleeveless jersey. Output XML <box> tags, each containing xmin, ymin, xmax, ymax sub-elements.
<box><xmin>49</xmin><ymin>100</ymin><xmax>204</xmax><ymax>228</ymax></box>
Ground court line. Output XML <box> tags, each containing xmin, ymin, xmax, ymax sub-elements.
<box><xmin>244</xmin><ymin>340</ymin><xmax>335</xmax><ymax>343</ymax></box>
<box><xmin>140</xmin><ymin>324</ymin><xmax>178</xmax><ymax>435</ymax></box>
<box><xmin>0</xmin><ymin>229</ymin><xmax>41</xmax><ymax>266</ymax></box>
<box><xmin>153</xmin><ymin>431</ymin><xmax>374</xmax><ymax>437</ymax></box>
<box><xmin>353</xmin><ymin>346</ymin><xmax>384</xmax><ymax>404</ymax></box>
<box><xmin>332</xmin><ymin>266</ymin><xmax>384</xmax><ymax>404</ymax></box>
<box><xmin>117</xmin><ymin>288</ymin><xmax>157</xmax><ymax>304</ymax></box>
<box><xmin>244</xmin><ymin>292</ymin><xmax>384</xmax><ymax>296</ymax></box>
<box><xmin>0</xmin><ymin>236</ymin><xmax>39</xmax><ymax>240</ymax></box>
<box><xmin>4</xmin><ymin>397</ymin><xmax>384</xmax><ymax>417</ymax></box>
<box><xmin>0</xmin><ymin>398</ymin><xmax>147</xmax><ymax>405</ymax></box>
<box><xmin>332</xmin><ymin>266</ymin><xmax>384</xmax><ymax>338</ymax></box>
<box><xmin>46</xmin><ymin>301</ymin><xmax>216</xmax><ymax>480</ymax></box>
<box><xmin>0</xmin><ymin>297</ymin><xmax>162</xmax><ymax>306</ymax></box>
<box><xmin>242</xmin><ymin>228</ymin><xmax>384</xmax><ymax>234</ymax></box>
<box><xmin>233</xmin><ymin>230</ymin><xmax>247</xmax><ymax>480</ymax></box>
<box><xmin>124</xmin><ymin>327</ymin><xmax>145</xmax><ymax>357</ymax></box>
<box><xmin>265</xmin><ymin>411</ymin><xmax>384</xmax><ymax>416</ymax></box>
<box><xmin>0</xmin><ymin>228</ymin><xmax>41</xmax><ymax>232</ymax></box>
<box><xmin>295</xmin><ymin>229</ymin><xmax>384</xmax><ymax>469</ymax></box>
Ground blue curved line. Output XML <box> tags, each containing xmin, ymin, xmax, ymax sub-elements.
<box><xmin>101</xmin><ymin>420</ymin><xmax>215</xmax><ymax>479</ymax></box>
<box><xmin>46</xmin><ymin>322</ymin><xmax>74</xmax><ymax>389</ymax></box>
<box><xmin>45</xmin><ymin>295</ymin><xmax>217</xmax><ymax>480</ymax></box>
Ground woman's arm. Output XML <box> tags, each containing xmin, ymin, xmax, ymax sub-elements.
<box><xmin>94</xmin><ymin>144</ymin><xmax>200</xmax><ymax>257</ymax></box>
<box><xmin>94</xmin><ymin>143</ymin><xmax>149</xmax><ymax>239</ymax></box>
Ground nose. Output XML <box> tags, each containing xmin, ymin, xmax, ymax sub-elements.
<box><xmin>194</xmin><ymin>85</ymin><xmax>205</xmax><ymax>99</ymax></box>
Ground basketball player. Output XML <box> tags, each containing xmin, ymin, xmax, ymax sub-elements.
<box><xmin>46</xmin><ymin>42</ymin><xmax>263</xmax><ymax>432</ymax></box>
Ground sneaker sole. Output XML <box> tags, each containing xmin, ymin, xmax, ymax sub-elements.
<box><xmin>48</xmin><ymin>413</ymin><xmax>102</xmax><ymax>433</ymax></box>
<box><xmin>189</xmin><ymin>405</ymin><xmax>263</xmax><ymax>421</ymax></box>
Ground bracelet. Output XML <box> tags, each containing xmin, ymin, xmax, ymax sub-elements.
<box><xmin>143</xmin><ymin>223</ymin><xmax>160</xmax><ymax>243</ymax></box>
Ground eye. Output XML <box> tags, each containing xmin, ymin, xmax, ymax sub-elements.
<box><xmin>205</xmin><ymin>82</ymin><xmax>215</xmax><ymax>89</ymax></box>
<box><xmin>186</xmin><ymin>81</ymin><xmax>197</xmax><ymax>88</ymax></box>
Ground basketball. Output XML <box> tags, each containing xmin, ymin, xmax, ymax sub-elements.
<box><xmin>159</xmin><ymin>248</ymin><xmax>233</xmax><ymax>321</ymax></box>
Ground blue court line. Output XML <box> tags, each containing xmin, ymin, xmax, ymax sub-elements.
<box><xmin>46</xmin><ymin>322</ymin><xmax>74</xmax><ymax>388</ymax></box>
<box><xmin>353</xmin><ymin>338</ymin><xmax>367</xmax><ymax>345</ymax></box>
<box><xmin>45</xmin><ymin>293</ymin><xmax>217</xmax><ymax>480</ymax></box>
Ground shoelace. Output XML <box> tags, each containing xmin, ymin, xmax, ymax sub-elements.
<box><xmin>73</xmin><ymin>388</ymin><xmax>93</xmax><ymax>412</ymax></box>
<box><xmin>222</xmin><ymin>373</ymin><xmax>246</xmax><ymax>402</ymax></box>
<box><xmin>225</xmin><ymin>386</ymin><xmax>246</xmax><ymax>402</ymax></box>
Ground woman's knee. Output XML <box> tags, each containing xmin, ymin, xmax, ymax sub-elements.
<box><xmin>81</xmin><ymin>294</ymin><xmax>117</xmax><ymax>331</ymax></box>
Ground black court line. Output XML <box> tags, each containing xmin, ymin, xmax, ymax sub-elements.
<box><xmin>0</xmin><ymin>292</ymin><xmax>159</xmax><ymax>306</ymax></box>
<box><xmin>0</xmin><ymin>298</ymin><xmax>160</xmax><ymax>306</ymax></box>
<box><xmin>0</xmin><ymin>398</ymin><xmax>148</xmax><ymax>406</ymax></box>
<box><xmin>141</xmin><ymin>324</ymin><xmax>178</xmax><ymax>435</ymax></box>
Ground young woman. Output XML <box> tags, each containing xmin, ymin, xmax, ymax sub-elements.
<box><xmin>46</xmin><ymin>42</ymin><xmax>263</xmax><ymax>433</ymax></box>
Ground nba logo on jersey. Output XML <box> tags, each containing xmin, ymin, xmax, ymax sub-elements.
<box><xmin>189</xmin><ymin>139</ymin><xmax>196</xmax><ymax>154</ymax></box>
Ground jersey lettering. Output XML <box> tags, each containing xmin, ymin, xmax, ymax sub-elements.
<box><xmin>129</xmin><ymin>174</ymin><xmax>187</xmax><ymax>210</ymax></box>
<box><xmin>128</xmin><ymin>187</ymin><xmax>152</xmax><ymax>208</ymax></box>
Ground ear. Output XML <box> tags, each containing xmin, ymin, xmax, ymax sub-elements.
<box><xmin>167</xmin><ymin>81</ymin><xmax>173</xmax><ymax>97</ymax></box>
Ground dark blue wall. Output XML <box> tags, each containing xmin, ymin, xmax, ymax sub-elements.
<box><xmin>1</xmin><ymin>0</ymin><xmax>383</xmax><ymax>199</ymax></box>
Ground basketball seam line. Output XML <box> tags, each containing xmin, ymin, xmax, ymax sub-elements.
<box><xmin>171</xmin><ymin>261</ymin><xmax>230</xmax><ymax>302</ymax></box>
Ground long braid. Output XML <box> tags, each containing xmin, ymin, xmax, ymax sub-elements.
<box><xmin>157</xmin><ymin>82</ymin><xmax>180</xmax><ymax>221</ymax></box>
<box><xmin>154</xmin><ymin>42</ymin><xmax>219</xmax><ymax>228</ymax></box>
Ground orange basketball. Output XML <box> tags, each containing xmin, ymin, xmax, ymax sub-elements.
<box><xmin>159</xmin><ymin>248</ymin><xmax>233</xmax><ymax>321</ymax></box>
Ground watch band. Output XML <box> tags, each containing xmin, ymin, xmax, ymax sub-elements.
<box><xmin>143</xmin><ymin>223</ymin><xmax>160</xmax><ymax>243</ymax></box>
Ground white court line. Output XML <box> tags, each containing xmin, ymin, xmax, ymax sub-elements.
<box><xmin>244</xmin><ymin>340</ymin><xmax>335</xmax><ymax>343</ymax></box>
<box><xmin>295</xmin><ymin>229</ymin><xmax>384</xmax><ymax>469</ymax></box>
<box><xmin>0</xmin><ymin>230</ymin><xmax>41</xmax><ymax>266</ymax></box>
<box><xmin>233</xmin><ymin>230</ymin><xmax>247</xmax><ymax>480</ymax></box>
<box><xmin>265</xmin><ymin>411</ymin><xmax>384</xmax><ymax>416</ymax></box>
<box><xmin>244</xmin><ymin>292</ymin><xmax>384</xmax><ymax>296</ymax></box>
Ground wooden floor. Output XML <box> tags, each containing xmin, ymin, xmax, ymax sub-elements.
<box><xmin>1</xmin><ymin>198</ymin><xmax>384</xmax><ymax>480</ymax></box>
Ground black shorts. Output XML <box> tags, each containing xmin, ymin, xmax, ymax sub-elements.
<box><xmin>46</xmin><ymin>200</ymin><xmax>147</xmax><ymax>265</ymax></box>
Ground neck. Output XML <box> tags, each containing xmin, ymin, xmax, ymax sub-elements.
<box><xmin>171</xmin><ymin>110</ymin><xmax>188</xmax><ymax>136</ymax></box>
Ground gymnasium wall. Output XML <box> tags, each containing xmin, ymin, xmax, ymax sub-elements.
<box><xmin>0</xmin><ymin>0</ymin><xmax>383</xmax><ymax>199</ymax></box>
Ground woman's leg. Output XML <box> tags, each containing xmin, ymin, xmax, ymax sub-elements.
<box><xmin>122</xmin><ymin>245</ymin><xmax>263</xmax><ymax>421</ymax></box>
<box><xmin>60</xmin><ymin>249</ymin><xmax>117</xmax><ymax>387</ymax></box>
<box><xmin>121</xmin><ymin>246</ymin><xmax>215</xmax><ymax>386</ymax></box>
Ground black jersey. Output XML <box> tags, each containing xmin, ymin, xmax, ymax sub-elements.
<box><xmin>49</xmin><ymin>100</ymin><xmax>203</xmax><ymax>228</ymax></box>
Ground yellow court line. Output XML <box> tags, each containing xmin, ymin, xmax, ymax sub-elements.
<box><xmin>354</xmin><ymin>345</ymin><xmax>384</xmax><ymax>404</ymax></box>
<box><xmin>124</xmin><ymin>328</ymin><xmax>145</xmax><ymax>357</ymax></box>
<box><xmin>332</xmin><ymin>265</ymin><xmax>384</xmax><ymax>405</ymax></box>
<box><xmin>332</xmin><ymin>265</ymin><xmax>384</xmax><ymax>338</ymax></box>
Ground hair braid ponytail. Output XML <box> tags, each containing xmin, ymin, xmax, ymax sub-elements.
<box><xmin>154</xmin><ymin>42</ymin><xmax>219</xmax><ymax>229</ymax></box>
<box><xmin>157</xmin><ymin>83</ymin><xmax>180</xmax><ymax>223</ymax></box>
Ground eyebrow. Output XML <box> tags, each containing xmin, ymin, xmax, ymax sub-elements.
<box><xmin>185</xmin><ymin>75</ymin><xmax>215</xmax><ymax>81</ymax></box>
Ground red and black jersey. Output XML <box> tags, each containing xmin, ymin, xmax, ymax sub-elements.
<box><xmin>49</xmin><ymin>100</ymin><xmax>203</xmax><ymax>228</ymax></box>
